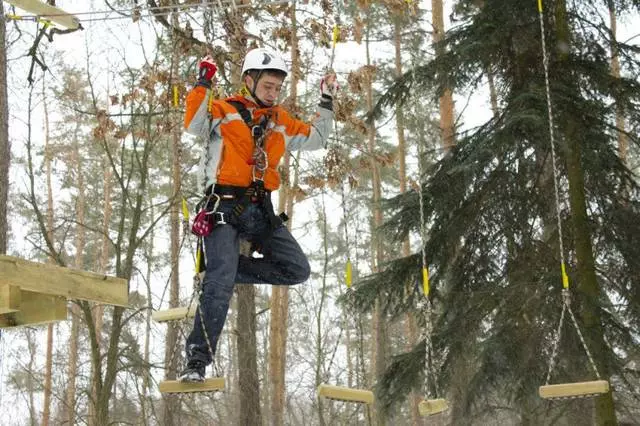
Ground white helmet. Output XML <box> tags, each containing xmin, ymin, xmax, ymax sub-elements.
<box><xmin>241</xmin><ymin>48</ymin><xmax>288</xmax><ymax>77</ymax></box>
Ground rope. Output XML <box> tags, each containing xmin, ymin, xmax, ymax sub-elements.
<box><xmin>537</xmin><ymin>0</ymin><xmax>602</xmax><ymax>386</ymax></box>
<box><xmin>537</xmin><ymin>0</ymin><xmax>569</xmax><ymax>289</ymax></box>
<box><xmin>416</xmin><ymin>103</ymin><xmax>438</xmax><ymax>399</ymax></box>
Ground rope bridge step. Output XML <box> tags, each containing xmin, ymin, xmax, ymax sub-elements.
<box><xmin>539</xmin><ymin>380</ymin><xmax>609</xmax><ymax>399</ymax></box>
<box><xmin>317</xmin><ymin>384</ymin><xmax>374</xmax><ymax>404</ymax></box>
<box><xmin>418</xmin><ymin>398</ymin><xmax>448</xmax><ymax>416</ymax></box>
<box><xmin>159</xmin><ymin>377</ymin><xmax>225</xmax><ymax>394</ymax></box>
<box><xmin>152</xmin><ymin>305</ymin><xmax>197</xmax><ymax>322</ymax></box>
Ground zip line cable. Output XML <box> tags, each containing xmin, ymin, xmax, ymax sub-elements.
<box><xmin>5</xmin><ymin>0</ymin><xmax>293</xmax><ymax>24</ymax></box>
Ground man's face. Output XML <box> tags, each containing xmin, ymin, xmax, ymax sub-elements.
<box><xmin>247</xmin><ymin>73</ymin><xmax>284</xmax><ymax>106</ymax></box>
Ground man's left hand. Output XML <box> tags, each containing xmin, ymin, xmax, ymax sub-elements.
<box><xmin>320</xmin><ymin>72</ymin><xmax>339</xmax><ymax>98</ymax></box>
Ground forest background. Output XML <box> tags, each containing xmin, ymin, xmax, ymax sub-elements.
<box><xmin>0</xmin><ymin>0</ymin><xmax>638</xmax><ymax>425</ymax></box>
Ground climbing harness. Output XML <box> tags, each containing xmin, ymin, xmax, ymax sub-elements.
<box><xmin>536</xmin><ymin>0</ymin><xmax>609</xmax><ymax>400</ymax></box>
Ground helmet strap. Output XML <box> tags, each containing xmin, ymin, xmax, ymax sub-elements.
<box><xmin>246</xmin><ymin>70</ymin><xmax>271</xmax><ymax>108</ymax></box>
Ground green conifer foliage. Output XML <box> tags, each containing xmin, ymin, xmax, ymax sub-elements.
<box><xmin>348</xmin><ymin>1</ymin><xmax>640</xmax><ymax>422</ymax></box>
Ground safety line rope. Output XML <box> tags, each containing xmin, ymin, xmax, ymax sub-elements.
<box><xmin>537</xmin><ymin>0</ymin><xmax>601</xmax><ymax>384</ymax></box>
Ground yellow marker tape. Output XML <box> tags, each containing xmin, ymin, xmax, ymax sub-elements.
<box><xmin>332</xmin><ymin>24</ymin><xmax>339</xmax><ymax>48</ymax></box>
<box><xmin>7</xmin><ymin>14</ymin><xmax>23</xmax><ymax>21</ymax></box>
<box><xmin>37</xmin><ymin>18</ymin><xmax>54</xmax><ymax>27</ymax></box>
<box><xmin>195</xmin><ymin>246</ymin><xmax>202</xmax><ymax>272</ymax></box>
<box><xmin>561</xmin><ymin>262</ymin><xmax>569</xmax><ymax>289</ymax></box>
<box><xmin>422</xmin><ymin>267</ymin><xmax>430</xmax><ymax>297</ymax></box>
<box><xmin>173</xmin><ymin>86</ymin><xmax>179</xmax><ymax>107</ymax></box>
<box><xmin>346</xmin><ymin>259</ymin><xmax>352</xmax><ymax>288</ymax></box>
<box><xmin>537</xmin><ymin>0</ymin><xmax>543</xmax><ymax>13</ymax></box>
<box><xmin>181</xmin><ymin>198</ymin><xmax>190</xmax><ymax>221</ymax></box>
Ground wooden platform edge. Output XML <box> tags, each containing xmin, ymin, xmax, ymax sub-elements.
<box><xmin>5</xmin><ymin>0</ymin><xmax>81</xmax><ymax>29</ymax></box>
<box><xmin>0</xmin><ymin>255</ymin><xmax>128</xmax><ymax>307</ymax></box>
<box><xmin>0</xmin><ymin>290</ymin><xmax>67</xmax><ymax>328</ymax></box>
<box><xmin>159</xmin><ymin>377</ymin><xmax>225</xmax><ymax>394</ymax></box>
<box><xmin>0</xmin><ymin>283</ymin><xmax>21</xmax><ymax>314</ymax></box>
<box><xmin>317</xmin><ymin>383</ymin><xmax>374</xmax><ymax>404</ymax></box>
<box><xmin>539</xmin><ymin>380</ymin><xmax>609</xmax><ymax>399</ymax></box>
<box><xmin>418</xmin><ymin>398</ymin><xmax>449</xmax><ymax>416</ymax></box>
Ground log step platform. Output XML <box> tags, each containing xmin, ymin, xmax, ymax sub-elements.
<box><xmin>418</xmin><ymin>398</ymin><xmax>448</xmax><ymax>416</ymax></box>
<box><xmin>159</xmin><ymin>377</ymin><xmax>225</xmax><ymax>394</ymax></box>
<box><xmin>539</xmin><ymin>380</ymin><xmax>609</xmax><ymax>399</ymax></box>
<box><xmin>152</xmin><ymin>305</ymin><xmax>197</xmax><ymax>323</ymax></box>
<box><xmin>317</xmin><ymin>384</ymin><xmax>374</xmax><ymax>404</ymax></box>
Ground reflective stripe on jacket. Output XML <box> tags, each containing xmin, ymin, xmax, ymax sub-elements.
<box><xmin>184</xmin><ymin>86</ymin><xmax>334</xmax><ymax>192</ymax></box>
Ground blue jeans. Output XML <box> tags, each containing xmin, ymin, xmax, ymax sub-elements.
<box><xmin>185</xmin><ymin>201</ymin><xmax>310</xmax><ymax>365</ymax></box>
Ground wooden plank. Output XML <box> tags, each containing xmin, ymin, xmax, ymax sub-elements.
<box><xmin>0</xmin><ymin>283</ymin><xmax>21</xmax><ymax>314</ymax></box>
<box><xmin>5</xmin><ymin>0</ymin><xmax>80</xmax><ymax>29</ymax></box>
<box><xmin>159</xmin><ymin>377</ymin><xmax>225</xmax><ymax>394</ymax></box>
<box><xmin>152</xmin><ymin>305</ymin><xmax>197</xmax><ymax>323</ymax></box>
<box><xmin>0</xmin><ymin>290</ymin><xmax>67</xmax><ymax>328</ymax></box>
<box><xmin>418</xmin><ymin>398</ymin><xmax>448</xmax><ymax>416</ymax></box>
<box><xmin>317</xmin><ymin>384</ymin><xmax>374</xmax><ymax>404</ymax></box>
<box><xmin>539</xmin><ymin>380</ymin><xmax>609</xmax><ymax>399</ymax></box>
<box><xmin>0</xmin><ymin>255</ymin><xmax>128</xmax><ymax>307</ymax></box>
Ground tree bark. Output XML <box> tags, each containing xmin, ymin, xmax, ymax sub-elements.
<box><xmin>432</xmin><ymin>0</ymin><xmax>455</xmax><ymax>151</ymax></box>
<box><xmin>42</xmin><ymin>81</ymin><xmax>54</xmax><ymax>426</ymax></box>
<box><xmin>0</xmin><ymin>0</ymin><xmax>9</xmax><ymax>255</ymax></box>
<box><xmin>224</xmin><ymin>9</ymin><xmax>262</xmax><ymax>425</ymax></box>
<box><xmin>556</xmin><ymin>2</ymin><xmax>617</xmax><ymax>424</ymax></box>
<box><xmin>64</xmin><ymin>121</ymin><xmax>85</xmax><ymax>426</ymax></box>
<box><xmin>237</xmin><ymin>279</ymin><xmax>262</xmax><ymax>425</ymax></box>
<box><xmin>365</xmin><ymin>14</ymin><xmax>387</xmax><ymax>426</ymax></box>
<box><xmin>163</xmin><ymin>7</ymin><xmax>183</xmax><ymax>424</ymax></box>
<box><xmin>608</xmin><ymin>3</ymin><xmax>627</xmax><ymax>164</ymax></box>
<box><xmin>269</xmin><ymin>4</ymin><xmax>299</xmax><ymax>425</ymax></box>
<box><xmin>393</xmin><ymin>17</ymin><xmax>422</xmax><ymax>426</ymax></box>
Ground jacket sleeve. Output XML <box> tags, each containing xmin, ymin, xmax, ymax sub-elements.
<box><xmin>280</xmin><ymin>103</ymin><xmax>334</xmax><ymax>151</ymax></box>
<box><xmin>184</xmin><ymin>85</ymin><xmax>213</xmax><ymax>140</ymax></box>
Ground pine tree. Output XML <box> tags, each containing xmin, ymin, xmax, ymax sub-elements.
<box><xmin>352</xmin><ymin>0</ymin><xmax>640</xmax><ymax>423</ymax></box>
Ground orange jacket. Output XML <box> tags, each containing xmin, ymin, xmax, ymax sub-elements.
<box><xmin>184</xmin><ymin>86</ymin><xmax>334</xmax><ymax>191</ymax></box>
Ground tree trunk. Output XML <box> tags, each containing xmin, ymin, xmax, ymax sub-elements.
<box><xmin>141</xmin><ymin>202</ymin><xmax>155</xmax><ymax>425</ymax></box>
<box><xmin>42</xmin><ymin>81</ymin><xmax>54</xmax><ymax>426</ymax></box>
<box><xmin>365</xmin><ymin>15</ymin><xmax>387</xmax><ymax>426</ymax></box>
<box><xmin>393</xmin><ymin>17</ymin><xmax>422</xmax><ymax>426</ymax></box>
<box><xmin>269</xmin><ymin>5</ymin><xmax>299</xmax><ymax>425</ymax></box>
<box><xmin>608</xmin><ymin>3</ymin><xmax>627</xmax><ymax>164</ymax></box>
<box><xmin>163</xmin><ymin>8</ymin><xmax>183</xmax><ymax>424</ymax></box>
<box><xmin>88</xmin><ymin>151</ymin><xmax>112</xmax><ymax>426</ymax></box>
<box><xmin>314</xmin><ymin>192</ymin><xmax>330</xmax><ymax>426</ymax></box>
<box><xmin>432</xmin><ymin>0</ymin><xmax>455</xmax><ymax>151</ymax></box>
<box><xmin>64</xmin><ymin>123</ymin><xmax>85</xmax><ymax>426</ymax></box>
<box><xmin>0</xmin><ymin>0</ymin><xmax>9</xmax><ymax>255</ymax></box>
<box><xmin>224</xmin><ymin>9</ymin><xmax>261</xmax><ymax>425</ymax></box>
<box><xmin>555</xmin><ymin>2</ymin><xmax>617</xmax><ymax>424</ymax></box>
<box><xmin>237</xmin><ymin>280</ymin><xmax>262</xmax><ymax>425</ymax></box>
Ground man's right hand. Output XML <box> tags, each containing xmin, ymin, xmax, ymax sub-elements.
<box><xmin>198</xmin><ymin>55</ymin><xmax>218</xmax><ymax>82</ymax></box>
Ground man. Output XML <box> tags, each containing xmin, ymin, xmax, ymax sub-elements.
<box><xmin>179</xmin><ymin>48</ymin><xmax>338</xmax><ymax>382</ymax></box>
